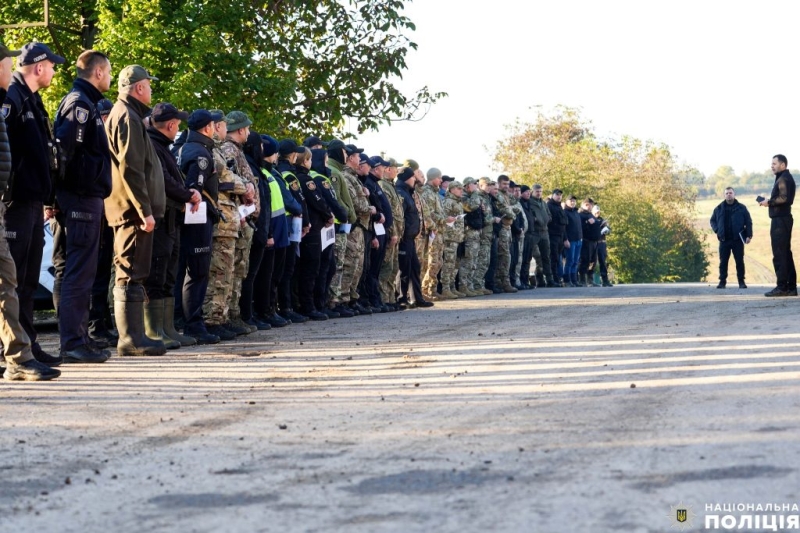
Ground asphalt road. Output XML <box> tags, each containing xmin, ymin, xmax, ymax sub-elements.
<box><xmin>1</xmin><ymin>283</ymin><xmax>798</xmax><ymax>532</ymax></box>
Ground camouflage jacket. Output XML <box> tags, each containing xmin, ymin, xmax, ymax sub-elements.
<box><xmin>508</xmin><ymin>193</ymin><xmax>528</xmax><ymax>233</ymax></box>
<box><xmin>442</xmin><ymin>192</ymin><xmax>464</xmax><ymax>243</ymax></box>
<box><xmin>220</xmin><ymin>139</ymin><xmax>260</xmax><ymax>218</ymax></box>
<box><xmin>495</xmin><ymin>189</ymin><xmax>517</xmax><ymax>226</ymax></box>
<box><xmin>477</xmin><ymin>190</ymin><xmax>495</xmax><ymax>227</ymax></box>
<box><xmin>343</xmin><ymin>166</ymin><xmax>371</xmax><ymax>228</ymax></box>
<box><xmin>212</xmin><ymin>145</ymin><xmax>248</xmax><ymax>238</ymax></box>
<box><xmin>378</xmin><ymin>177</ymin><xmax>404</xmax><ymax>239</ymax></box>
<box><xmin>419</xmin><ymin>183</ymin><xmax>446</xmax><ymax>234</ymax></box>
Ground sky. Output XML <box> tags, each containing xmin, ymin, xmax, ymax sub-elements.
<box><xmin>354</xmin><ymin>0</ymin><xmax>798</xmax><ymax>180</ymax></box>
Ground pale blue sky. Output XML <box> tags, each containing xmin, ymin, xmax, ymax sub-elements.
<box><xmin>355</xmin><ymin>0</ymin><xmax>797</xmax><ymax>180</ymax></box>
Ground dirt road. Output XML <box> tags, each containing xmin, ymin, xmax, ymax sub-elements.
<box><xmin>2</xmin><ymin>284</ymin><xmax>798</xmax><ymax>532</ymax></box>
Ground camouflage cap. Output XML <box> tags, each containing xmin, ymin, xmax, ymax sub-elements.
<box><xmin>448</xmin><ymin>180</ymin><xmax>463</xmax><ymax>191</ymax></box>
<box><xmin>385</xmin><ymin>157</ymin><xmax>402</xmax><ymax>167</ymax></box>
<box><xmin>478</xmin><ymin>177</ymin><xmax>492</xmax><ymax>186</ymax></box>
<box><xmin>0</xmin><ymin>43</ymin><xmax>21</xmax><ymax>60</ymax></box>
<box><xmin>403</xmin><ymin>159</ymin><xmax>419</xmax><ymax>171</ymax></box>
<box><xmin>226</xmin><ymin>110</ymin><xmax>252</xmax><ymax>131</ymax></box>
<box><xmin>462</xmin><ymin>177</ymin><xmax>477</xmax><ymax>186</ymax></box>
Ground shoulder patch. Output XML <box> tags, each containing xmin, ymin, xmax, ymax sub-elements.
<box><xmin>322</xmin><ymin>181</ymin><xmax>331</xmax><ymax>189</ymax></box>
<box><xmin>290</xmin><ymin>181</ymin><xmax>300</xmax><ymax>191</ymax></box>
<box><xmin>331</xmin><ymin>176</ymin><xmax>338</xmax><ymax>183</ymax></box>
<box><xmin>306</xmin><ymin>181</ymin><xmax>317</xmax><ymax>191</ymax></box>
<box><xmin>198</xmin><ymin>157</ymin><xmax>209</xmax><ymax>170</ymax></box>
<box><xmin>75</xmin><ymin>106</ymin><xmax>89</xmax><ymax>124</ymax></box>
<box><xmin>1</xmin><ymin>104</ymin><xmax>9</xmax><ymax>119</ymax></box>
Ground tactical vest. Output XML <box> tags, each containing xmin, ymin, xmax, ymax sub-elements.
<box><xmin>465</xmin><ymin>206</ymin><xmax>484</xmax><ymax>230</ymax></box>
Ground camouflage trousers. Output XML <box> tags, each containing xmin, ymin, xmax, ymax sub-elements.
<box><xmin>418</xmin><ymin>231</ymin><xmax>444</xmax><ymax>294</ymax></box>
<box><xmin>494</xmin><ymin>226</ymin><xmax>512</xmax><ymax>289</ymax></box>
<box><xmin>328</xmin><ymin>232</ymin><xmax>348</xmax><ymax>306</ymax></box>
<box><xmin>203</xmin><ymin>236</ymin><xmax>236</xmax><ymax>325</ymax></box>
<box><xmin>513</xmin><ymin>234</ymin><xmax>525</xmax><ymax>284</ymax></box>
<box><xmin>441</xmin><ymin>240</ymin><xmax>461</xmax><ymax>290</ymax></box>
<box><xmin>228</xmin><ymin>225</ymin><xmax>253</xmax><ymax>320</ymax></box>
<box><xmin>341</xmin><ymin>226</ymin><xmax>365</xmax><ymax>302</ymax></box>
<box><xmin>462</xmin><ymin>228</ymin><xmax>481</xmax><ymax>290</ymax></box>
<box><xmin>379</xmin><ymin>238</ymin><xmax>399</xmax><ymax>304</ymax></box>
<box><xmin>474</xmin><ymin>227</ymin><xmax>494</xmax><ymax>290</ymax></box>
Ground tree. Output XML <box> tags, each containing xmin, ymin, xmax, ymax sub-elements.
<box><xmin>0</xmin><ymin>0</ymin><xmax>445</xmax><ymax>138</ymax></box>
<box><xmin>492</xmin><ymin>107</ymin><xmax>708</xmax><ymax>283</ymax></box>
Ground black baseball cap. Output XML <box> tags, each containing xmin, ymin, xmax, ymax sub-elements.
<box><xmin>152</xmin><ymin>102</ymin><xmax>189</xmax><ymax>122</ymax></box>
<box><xmin>18</xmin><ymin>42</ymin><xmax>65</xmax><ymax>66</ymax></box>
<box><xmin>187</xmin><ymin>109</ymin><xmax>223</xmax><ymax>130</ymax></box>
<box><xmin>303</xmin><ymin>135</ymin><xmax>327</xmax><ymax>148</ymax></box>
<box><xmin>96</xmin><ymin>98</ymin><xmax>113</xmax><ymax>116</ymax></box>
<box><xmin>278</xmin><ymin>139</ymin><xmax>306</xmax><ymax>156</ymax></box>
<box><xmin>345</xmin><ymin>144</ymin><xmax>365</xmax><ymax>156</ymax></box>
<box><xmin>368</xmin><ymin>156</ymin><xmax>390</xmax><ymax>168</ymax></box>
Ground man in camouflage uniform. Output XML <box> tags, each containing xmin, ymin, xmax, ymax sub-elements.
<box><xmin>528</xmin><ymin>183</ymin><xmax>552</xmax><ymax>287</ymax></box>
<box><xmin>325</xmin><ymin>139</ymin><xmax>356</xmax><ymax>317</ymax></box>
<box><xmin>440</xmin><ymin>180</ymin><xmax>465</xmax><ymax>299</ymax></box>
<box><xmin>418</xmin><ymin>168</ymin><xmax>450</xmax><ymax>300</ymax></box>
<box><xmin>494</xmin><ymin>175</ymin><xmax>519</xmax><ymax>293</ymax></box>
<box><xmin>509</xmin><ymin>183</ymin><xmax>528</xmax><ymax>289</ymax></box>
<box><xmin>341</xmin><ymin>144</ymin><xmax>372</xmax><ymax>310</ymax></box>
<box><xmin>378</xmin><ymin>157</ymin><xmax>404</xmax><ymax>308</ymax></box>
<box><xmin>474</xmin><ymin>178</ymin><xmax>497</xmax><ymax>295</ymax></box>
<box><xmin>221</xmin><ymin>111</ymin><xmax>260</xmax><ymax>333</ymax></box>
<box><xmin>202</xmin><ymin>112</ymin><xmax>252</xmax><ymax>340</ymax></box>
<box><xmin>460</xmin><ymin>177</ymin><xmax>484</xmax><ymax>297</ymax></box>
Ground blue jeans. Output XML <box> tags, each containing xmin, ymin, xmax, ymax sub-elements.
<box><xmin>566</xmin><ymin>240</ymin><xmax>582</xmax><ymax>276</ymax></box>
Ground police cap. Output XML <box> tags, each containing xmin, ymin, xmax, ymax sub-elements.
<box><xmin>18</xmin><ymin>42</ymin><xmax>64</xmax><ymax>66</ymax></box>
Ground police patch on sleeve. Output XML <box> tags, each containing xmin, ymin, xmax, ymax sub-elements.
<box><xmin>290</xmin><ymin>181</ymin><xmax>300</xmax><ymax>191</ymax></box>
<box><xmin>0</xmin><ymin>104</ymin><xmax>9</xmax><ymax>119</ymax></box>
<box><xmin>198</xmin><ymin>157</ymin><xmax>209</xmax><ymax>170</ymax></box>
<box><xmin>322</xmin><ymin>181</ymin><xmax>330</xmax><ymax>189</ymax></box>
<box><xmin>75</xmin><ymin>107</ymin><xmax>89</xmax><ymax>124</ymax></box>
<box><xmin>306</xmin><ymin>181</ymin><xmax>317</xmax><ymax>191</ymax></box>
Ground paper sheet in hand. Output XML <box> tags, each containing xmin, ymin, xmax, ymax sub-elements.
<box><xmin>373</xmin><ymin>222</ymin><xmax>386</xmax><ymax>236</ymax></box>
<box><xmin>184</xmin><ymin>202</ymin><xmax>207</xmax><ymax>224</ymax></box>
<box><xmin>321</xmin><ymin>226</ymin><xmax>336</xmax><ymax>250</ymax></box>
<box><xmin>289</xmin><ymin>217</ymin><xmax>303</xmax><ymax>243</ymax></box>
<box><xmin>238</xmin><ymin>204</ymin><xmax>255</xmax><ymax>219</ymax></box>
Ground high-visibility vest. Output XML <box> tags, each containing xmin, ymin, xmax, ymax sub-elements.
<box><xmin>261</xmin><ymin>169</ymin><xmax>285</xmax><ymax>218</ymax></box>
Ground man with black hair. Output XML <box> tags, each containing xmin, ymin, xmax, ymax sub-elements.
<box><xmin>547</xmin><ymin>189</ymin><xmax>568</xmax><ymax>287</ymax></box>
<box><xmin>760</xmin><ymin>154</ymin><xmax>797</xmax><ymax>296</ymax></box>
<box><xmin>578</xmin><ymin>198</ymin><xmax>601</xmax><ymax>287</ymax></box>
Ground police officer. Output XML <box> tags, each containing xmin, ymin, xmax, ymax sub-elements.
<box><xmin>52</xmin><ymin>50</ymin><xmax>113</xmax><ymax>364</ymax></box>
<box><xmin>395</xmin><ymin>166</ymin><xmax>432</xmax><ymax>308</ymax></box>
<box><xmin>0</xmin><ymin>42</ymin><xmax>60</xmax><ymax>381</ymax></box>
<box><xmin>177</xmin><ymin>110</ymin><xmax>223</xmax><ymax>344</ymax></box>
<box><xmin>2</xmin><ymin>42</ymin><xmax>65</xmax><ymax>367</ymax></box>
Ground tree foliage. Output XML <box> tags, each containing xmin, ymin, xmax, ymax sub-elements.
<box><xmin>492</xmin><ymin>107</ymin><xmax>708</xmax><ymax>283</ymax></box>
<box><xmin>0</xmin><ymin>0</ymin><xmax>445</xmax><ymax>138</ymax></box>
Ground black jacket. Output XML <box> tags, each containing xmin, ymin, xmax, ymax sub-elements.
<box><xmin>547</xmin><ymin>197</ymin><xmax>568</xmax><ymax>238</ymax></box>
<box><xmin>277</xmin><ymin>158</ymin><xmax>309</xmax><ymax>227</ymax></box>
<box><xmin>0</xmin><ymin>88</ymin><xmax>10</xmax><ymax>194</ymax></box>
<box><xmin>564</xmin><ymin>206</ymin><xmax>582</xmax><ymax>241</ymax></box>
<box><xmin>148</xmin><ymin>127</ymin><xmax>193</xmax><ymax>210</ymax></box>
<box><xmin>363</xmin><ymin>172</ymin><xmax>392</xmax><ymax>229</ymax></box>
<box><xmin>53</xmin><ymin>78</ymin><xmax>111</xmax><ymax>198</ymax></box>
<box><xmin>396</xmin><ymin>180</ymin><xmax>420</xmax><ymax>240</ymax></box>
<box><xmin>580</xmin><ymin>209</ymin><xmax>602</xmax><ymax>241</ymax></box>
<box><xmin>177</xmin><ymin>130</ymin><xmax>218</xmax><ymax>202</ymax></box>
<box><xmin>768</xmin><ymin>170</ymin><xmax>795</xmax><ymax>218</ymax></box>
<box><xmin>519</xmin><ymin>197</ymin><xmax>537</xmax><ymax>236</ymax></box>
<box><xmin>710</xmin><ymin>199</ymin><xmax>752</xmax><ymax>242</ymax></box>
<box><xmin>2</xmin><ymin>72</ymin><xmax>55</xmax><ymax>203</ymax></box>
<box><xmin>297</xmin><ymin>165</ymin><xmax>332</xmax><ymax>237</ymax></box>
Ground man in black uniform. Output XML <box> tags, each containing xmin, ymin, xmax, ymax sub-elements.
<box><xmin>52</xmin><ymin>50</ymin><xmax>112</xmax><ymax>364</ymax></box>
<box><xmin>395</xmin><ymin>166</ymin><xmax>431</xmax><ymax>307</ymax></box>
<box><xmin>0</xmin><ymin>42</ymin><xmax>60</xmax><ymax>381</ymax></box>
<box><xmin>147</xmin><ymin>103</ymin><xmax>200</xmax><ymax>347</ymax></box>
<box><xmin>760</xmin><ymin>154</ymin><xmax>797</xmax><ymax>297</ymax></box>
<box><xmin>2</xmin><ymin>42</ymin><xmax>65</xmax><ymax>366</ymax></box>
<box><xmin>547</xmin><ymin>189</ymin><xmax>568</xmax><ymax>287</ymax></box>
<box><xmin>176</xmin><ymin>109</ymin><xmax>223</xmax><ymax>343</ymax></box>
<box><xmin>710</xmin><ymin>188</ymin><xmax>752</xmax><ymax>289</ymax></box>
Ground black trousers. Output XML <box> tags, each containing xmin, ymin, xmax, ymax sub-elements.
<box><xmin>181</xmin><ymin>219</ymin><xmax>213</xmax><ymax>331</ymax></box>
<box><xmin>358</xmin><ymin>230</ymin><xmax>373</xmax><ymax>305</ymax></box>
<box><xmin>297</xmin><ymin>238</ymin><xmax>322</xmax><ymax>313</ymax></box>
<box><xmin>718</xmin><ymin>238</ymin><xmax>744</xmax><ymax>283</ymax></box>
<box><xmin>144</xmin><ymin>209</ymin><xmax>177</xmax><ymax>300</ymax></box>
<box><xmin>89</xmin><ymin>221</ymin><xmax>114</xmax><ymax>333</ymax></box>
<box><xmin>520</xmin><ymin>234</ymin><xmax>535</xmax><ymax>285</ymax></box>
<box><xmin>771</xmin><ymin>216</ymin><xmax>796</xmax><ymax>290</ymax></box>
<box><xmin>240</xmin><ymin>239</ymin><xmax>266</xmax><ymax>321</ymax></box>
<box><xmin>549</xmin><ymin>235</ymin><xmax>565</xmax><ymax>281</ymax></box>
<box><xmin>3</xmin><ymin>200</ymin><xmax>45</xmax><ymax>346</ymax></box>
<box><xmin>368</xmin><ymin>234</ymin><xmax>386</xmax><ymax>306</ymax></box>
<box><xmin>315</xmin><ymin>242</ymin><xmax>334</xmax><ymax>311</ymax></box>
<box><xmin>399</xmin><ymin>237</ymin><xmax>424</xmax><ymax>303</ymax></box>
<box><xmin>579</xmin><ymin>240</ymin><xmax>598</xmax><ymax>276</ymax></box>
<box><xmin>594</xmin><ymin>240</ymin><xmax>609</xmax><ymax>278</ymax></box>
<box><xmin>278</xmin><ymin>242</ymin><xmax>299</xmax><ymax>311</ymax></box>
<box><xmin>52</xmin><ymin>191</ymin><xmax>104</xmax><ymax>350</ymax></box>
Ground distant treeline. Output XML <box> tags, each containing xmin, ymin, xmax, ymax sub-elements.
<box><xmin>690</xmin><ymin>166</ymin><xmax>794</xmax><ymax>198</ymax></box>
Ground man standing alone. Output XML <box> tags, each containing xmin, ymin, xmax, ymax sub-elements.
<box><xmin>710</xmin><ymin>187</ymin><xmax>752</xmax><ymax>289</ymax></box>
<box><xmin>760</xmin><ymin>154</ymin><xmax>796</xmax><ymax>297</ymax></box>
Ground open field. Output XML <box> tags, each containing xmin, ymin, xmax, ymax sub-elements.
<box><xmin>2</xmin><ymin>284</ymin><xmax>800</xmax><ymax>532</ymax></box>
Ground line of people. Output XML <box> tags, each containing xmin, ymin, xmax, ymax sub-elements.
<box><xmin>0</xmin><ymin>43</ymin><xmax>614</xmax><ymax>382</ymax></box>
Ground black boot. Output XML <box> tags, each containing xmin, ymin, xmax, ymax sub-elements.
<box><xmin>113</xmin><ymin>286</ymin><xmax>167</xmax><ymax>357</ymax></box>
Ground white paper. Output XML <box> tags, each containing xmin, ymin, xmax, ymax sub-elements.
<box><xmin>373</xmin><ymin>222</ymin><xmax>386</xmax><ymax>236</ymax></box>
<box><xmin>321</xmin><ymin>225</ymin><xmax>336</xmax><ymax>250</ymax></box>
<box><xmin>446</xmin><ymin>221</ymin><xmax>455</xmax><ymax>228</ymax></box>
<box><xmin>457</xmin><ymin>214</ymin><xmax>466</xmax><ymax>220</ymax></box>
<box><xmin>184</xmin><ymin>202</ymin><xmax>207</xmax><ymax>224</ymax></box>
<box><xmin>339</xmin><ymin>223</ymin><xmax>352</xmax><ymax>234</ymax></box>
<box><xmin>428</xmin><ymin>231</ymin><xmax>436</xmax><ymax>243</ymax></box>
<box><xmin>289</xmin><ymin>216</ymin><xmax>303</xmax><ymax>243</ymax></box>
<box><xmin>238</xmin><ymin>204</ymin><xmax>255</xmax><ymax>219</ymax></box>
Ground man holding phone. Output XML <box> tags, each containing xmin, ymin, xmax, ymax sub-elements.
<box><xmin>710</xmin><ymin>187</ymin><xmax>752</xmax><ymax>289</ymax></box>
<box><xmin>759</xmin><ymin>154</ymin><xmax>796</xmax><ymax>296</ymax></box>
